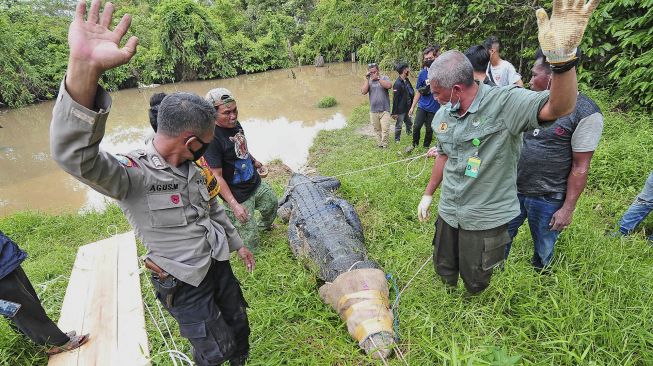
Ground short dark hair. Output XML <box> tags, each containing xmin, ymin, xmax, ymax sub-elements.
<box><xmin>534</xmin><ymin>47</ymin><xmax>582</xmax><ymax>74</ymax></box>
<box><xmin>395</xmin><ymin>61</ymin><xmax>409</xmax><ymax>74</ymax></box>
<box><xmin>157</xmin><ymin>93</ymin><xmax>216</xmax><ymax>137</ymax></box>
<box><xmin>483</xmin><ymin>36</ymin><xmax>500</xmax><ymax>51</ymax></box>
<box><xmin>423</xmin><ymin>44</ymin><xmax>440</xmax><ymax>56</ymax></box>
<box><xmin>464</xmin><ymin>45</ymin><xmax>490</xmax><ymax>73</ymax></box>
<box><xmin>148</xmin><ymin>92</ymin><xmax>167</xmax><ymax>132</ymax></box>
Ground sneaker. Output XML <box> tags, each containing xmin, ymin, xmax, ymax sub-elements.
<box><xmin>404</xmin><ymin>145</ymin><xmax>415</xmax><ymax>153</ymax></box>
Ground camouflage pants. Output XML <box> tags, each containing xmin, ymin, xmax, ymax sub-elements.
<box><xmin>224</xmin><ymin>181</ymin><xmax>278</xmax><ymax>250</ymax></box>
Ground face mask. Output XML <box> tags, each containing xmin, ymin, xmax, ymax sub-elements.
<box><xmin>188</xmin><ymin>136</ymin><xmax>211</xmax><ymax>161</ymax></box>
<box><xmin>424</xmin><ymin>59</ymin><xmax>434</xmax><ymax>68</ymax></box>
<box><xmin>446</xmin><ymin>86</ymin><xmax>461</xmax><ymax>113</ymax></box>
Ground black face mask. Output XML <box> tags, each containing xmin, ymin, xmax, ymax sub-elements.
<box><xmin>423</xmin><ymin>59</ymin><xmax>434</xmax><ymax>68</ymax></box>
<box><xmin>188</xmin><ymin>136</ymin><xmax>211</xmax><ymax>161</ymax></box>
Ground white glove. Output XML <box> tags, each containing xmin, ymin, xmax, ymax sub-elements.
<box><xmin>536</xmin><ymin>0</ymin><xmax>600</xmax><ymax>64</ymax></box>
<box><xmin>417</xmin><ymin>195</ymin><xmax>433</xmax><ymax>222</ymax></box>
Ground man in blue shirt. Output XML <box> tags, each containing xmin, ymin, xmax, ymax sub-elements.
<box><xmin>407</xmin><ymin>45</ymin><xmax>441</xmax><ymax>152</ymax></box>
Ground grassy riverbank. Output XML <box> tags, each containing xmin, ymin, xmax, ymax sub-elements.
<box><xmin>1</xmin><ymin>90</ymin><xmax>652</xmax><ymax>365</ymax></box>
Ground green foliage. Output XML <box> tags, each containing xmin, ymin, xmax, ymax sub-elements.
<box><xmin>2</xmin><ymin>0</ymin><xmax>653</xmax><ymax>109</ymax></box>
<box><xmin>0</xmin><ymin>6</ymin><xmax>68</xmax><ymax>107</ymax></box>
<box><xmin>317</xmin><ymin>96</ymin><xmax>337</xmax><ymax>108</ymax></box>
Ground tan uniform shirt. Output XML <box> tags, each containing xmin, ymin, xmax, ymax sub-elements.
<box><xmin>50</xmin><ymin>82</ymin><xmax>243</xmax><ymax>287</ymax></box>
<box><xmin>433</xmin><ymin>83</ymin><xmax>551</xmax><ymax>230</ymax></box>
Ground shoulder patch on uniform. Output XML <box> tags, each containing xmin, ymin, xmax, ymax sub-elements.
<box><xmin>116</xmin><ymin>154</ymin><xmax>139</xmax><ymax>168</ymax></box>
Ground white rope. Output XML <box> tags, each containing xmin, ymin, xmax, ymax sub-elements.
<box><xmin>368</xmin><ymin>336</ymin><xmax>390</xmax><ymax>366</ymax></box>
<box><xmin>106</xmin><ymin>224</ymin><xmax>119</xmax><ymax>236</ymax></box>
<box><xmin>394</xmin><ymin>343</ymin><xmax>409</xmax><ymax>366</ymax></box>
<box><xmin>331</xmin><ymin>152</ymin><xmax>428</xmax><ymax>179</ymax></box>
<box><xmin>347</xmin><ymin>260</ymin><xmax>363</xmax><ymax>272</ymax></box>
<box><xmin>286</xmin><ymin>152</ymin><xmax>430</xmax><ymax>194</ymax></box>
<box><xmin>392</xmin><ymin>256</ymin><xmax>432</xmax><ymax>310</ymax></box>
<box><xmin>141</xmin><ymin>268</ymin><xmax>192</xmax><ymax>366</ymax></box>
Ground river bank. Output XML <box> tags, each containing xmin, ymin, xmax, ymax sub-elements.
<box><xmin>1</xmin><ymin>91</ymin><xmax>653</xmax><ymax>365</ymax></box>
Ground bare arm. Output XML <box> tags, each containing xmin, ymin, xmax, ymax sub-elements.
<box><xmin>209</xmin><ymin>167</ymin><xmax>250</xmax><ymax>223</ymax></box>
<box><xmin>514</xmin><ymin>79</ymin><xmax>524</xmax><ymax>87</ymax></box>
<box><xmin>379</xmin><ymin>77</ymin><xmax>392</xmax><ymax>89</ymax></box>
<box><xmin>361</xmin><ymin>78</ymin><xmax>370</xmax><ymax>95</ymax></box>
<box><xmin>424</xmin><ymin>154</ymin><xmax>448</xmax><ymax>196</ymax></box>
<box><xmin>408</xmin><ymin>91</ymin><xmax>421</xmax><ymax>117</ymax></box>
<box><xmin>550</xmin><ymin>151</ymin><xmax>593</xmax><ymax>230</ymax></box>
<box><xmin>537</xmin><ymin>68</ymin><xmax>577</xmax><ymax>122</ymax></box>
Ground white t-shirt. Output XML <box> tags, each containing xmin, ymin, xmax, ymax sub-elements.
<box><xmin>487</xmin><ymin>60</ymin><xmax>521</xmax><ymax>87</ymax></box>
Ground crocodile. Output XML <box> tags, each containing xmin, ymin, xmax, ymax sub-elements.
<box><xmin>278</xmin><ymin>173</ymin><xmax>395</xmax><ymax>358</ymax></box>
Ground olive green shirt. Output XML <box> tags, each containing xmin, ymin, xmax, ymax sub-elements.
<box><xmin>433</xmin><ymin>83</ymin><xmax>550</xmax><ymax>230</ymax></box>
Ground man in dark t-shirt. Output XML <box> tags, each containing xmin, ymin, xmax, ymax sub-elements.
<box><xmin>203</xmin><ymin>88</ymin><xmax>278</xmax><ymax>250</ymax></box>
<box><xmin>506</xmin><ymin>51</ymin><xmax>603</xmax><ymax>271</ymax></box>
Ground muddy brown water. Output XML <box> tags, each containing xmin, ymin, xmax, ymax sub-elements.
<box><xmin>0</xmin><ymin>63</ymin><xmax>371</xmax><ymax>216</ymax></box>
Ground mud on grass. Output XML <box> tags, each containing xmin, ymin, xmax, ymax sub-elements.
<box><xmin>2</xmin><ymin>89</ymin><xmax>653</xmax><ymax>365</ymax></box>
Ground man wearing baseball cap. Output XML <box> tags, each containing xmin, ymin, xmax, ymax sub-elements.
<box><xmin>203</xmin><ymin>88</ymin><xmax>278</xmax><ymax>250</ymax></box>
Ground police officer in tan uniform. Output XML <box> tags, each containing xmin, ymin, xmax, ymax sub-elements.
<box><xmin>50</xmin><ymin>2</ymin><xmax>254</xmax><ymax>365</ymax></box>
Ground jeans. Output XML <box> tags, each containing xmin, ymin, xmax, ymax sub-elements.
<box><xmin>506</xmin><ymin>194</ymin><xmax>564</xmax><ymax>270</ymax></box>
<box><xmin>394</xmin><ymin>113</ymin><xmax>412</xmax><ymax>141</ymax></box>
<box><xmin>618</xmin><ymin>172</ymin><xmax>653</xmax><ymax>240</ymax></box>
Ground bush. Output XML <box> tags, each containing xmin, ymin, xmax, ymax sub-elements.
<box><xmin>317</xmin><ymin>96</ymin><xmax>338</xmax><ymax>108</ymax></box>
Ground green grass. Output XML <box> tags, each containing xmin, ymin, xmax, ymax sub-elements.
<box><xmin>2</xmin><ymin>89</ymin><xmax>653</xmax><ymax>365</ymax></box>
<box><xmin>317</xmin><ymin>96</ymin><xmax>338</xmax><ymax>108</ymax></box>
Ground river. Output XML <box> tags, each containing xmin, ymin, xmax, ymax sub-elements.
<box><xmin>0</xmin><ymin>63</ymin><xmax>368</xmax><ymax>216</ymax></box>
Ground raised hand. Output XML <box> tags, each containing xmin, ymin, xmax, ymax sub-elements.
<box><xmin>536</xmin><ymin>0</ymin><xmax>600</xmax><ymax>64</ymax></box>
<box><xmin>65</xmin><ymin>0</ymin><xmax>138</xmax><ymax>108</ymax></box>
<box><xmin>69</xmin><ymin>0</ymin><xmax>138</xmax><ymax>73</ymax></box>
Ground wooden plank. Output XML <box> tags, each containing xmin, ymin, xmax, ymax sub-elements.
<box><xmin>75</xmin><ymin>237</ymin><xmax>119</xmax><ymax>365</ymax></box>
<box><xmin>116</xmin><ymin>232</ymin><xmax>150</xmax><ymax>365</ymax></box>
<box><xmin>49</xmin><ymin>232</ymin><xmax>150</xmax><ymax>366</ymax></box>
<box><xmin>48</xmin><ymin>240</ymin><xmax>99</xmax><ymax>365</ymax></box>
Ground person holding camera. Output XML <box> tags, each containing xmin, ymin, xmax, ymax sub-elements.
<box><xmin>407</xmin><ymin>45</ymin><xmax>441</xmax><ymax>153</ymax></box>
<box><xmin>361</xmin><ymin>63</ymin><xmax>392</xmax><ymax>148</ymax></box>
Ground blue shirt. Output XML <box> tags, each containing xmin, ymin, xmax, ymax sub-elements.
<box><xmin>0</xmin><ymin>232</ymin><xmax>27</xmax><ymax>280</ymax></box>
<box><xmin>416</xmin><ymin>68</ymin><xmax>440</xmax><ymax>113</ymax></box>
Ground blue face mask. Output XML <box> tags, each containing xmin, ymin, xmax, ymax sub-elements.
<box><xmin>446</xmin><ymin>86</ymin><xmax>461</xmax><ymax>113</ymax></box>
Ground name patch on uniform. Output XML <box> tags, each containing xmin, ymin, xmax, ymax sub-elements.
<box><xmin>149</xmin><ymin>183</ymin><xmax>179</xmax><ymax>192</ymax></box>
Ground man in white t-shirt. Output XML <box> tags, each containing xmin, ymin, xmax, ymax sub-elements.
<box><xmin>484</xmin><ymin>36</ymin><xmax>523</xmax><ymax>87</ymax></box>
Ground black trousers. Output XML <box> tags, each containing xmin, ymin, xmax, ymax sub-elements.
<box><xmin>151</xmin><ymin>260</ymin><xmax>250</xmax><ymax>366</ymax></box>
<box><xmin>412</xmin><ymin>107</ymin><xmax>435</xmax><ymax>148</ymax></box>
<box><xmin>432</xmin><ymin>216</ymin><xmax>509</xmax><ymax>294</ymax></box>
<box><xmin>0</xmin><ymin>266</ymin><xmax>69</xmax><ymax>346</ymax></box>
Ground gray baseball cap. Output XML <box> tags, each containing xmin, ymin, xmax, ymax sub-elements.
<box><xmin>205</xmin><ymin>88</ymin><xmax>236</xmax><ymax>106</ymax></box>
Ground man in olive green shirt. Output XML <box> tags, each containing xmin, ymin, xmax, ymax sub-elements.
<box><xmin>416</xmin><ymin>1</ymin><xmax>600</xmax><ymax>294</ymax></box>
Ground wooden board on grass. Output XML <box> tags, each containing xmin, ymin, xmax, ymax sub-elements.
<box><xmin>48</xmin><ymin>231</ymin><xmax>150</xmax><ymax>366</ymax></box>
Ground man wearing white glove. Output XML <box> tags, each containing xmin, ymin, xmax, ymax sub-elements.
<box><xmin>417</xmin><ymin>0</ymin><xmax>601</xmax><ymax>294</ymax></box>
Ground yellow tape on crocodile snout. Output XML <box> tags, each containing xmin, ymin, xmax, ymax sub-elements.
<box><xmin>352</xmin><ymin>317</ymin><xmax>394</xmax><ymax>343</ymax></box>
<box><xmin>336</xmin><ymin>290</ymin><xmax>385</xmax><ymax>312</ymax></box>
<box><xmin>341</xmin><ymin>299</ymin><xmax>389</xmax><ymax>320</ymax></box>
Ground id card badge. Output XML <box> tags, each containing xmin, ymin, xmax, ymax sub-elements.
<box><xmin>465</xmin><ymin>156</ymin><xmax>481</xmax><ymax>178</ymax></box>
